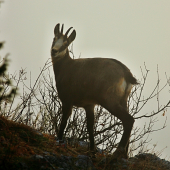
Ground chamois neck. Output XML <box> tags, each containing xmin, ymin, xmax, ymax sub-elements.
<box><xmin>52</xmin><ymin>50</ymin><xmax>73</xmax><ymax>84</ymax></box>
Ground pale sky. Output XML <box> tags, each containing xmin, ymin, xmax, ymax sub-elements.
<box><xmin>0</xmin><ymin>0</ymin><xmax>170</xmax><ymax>158</ymax></box>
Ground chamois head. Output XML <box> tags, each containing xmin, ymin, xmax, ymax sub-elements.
<box><xmin>51</xmin><ymin>23</ymin><xmax>76</xmax><ymax>58</ymax></box>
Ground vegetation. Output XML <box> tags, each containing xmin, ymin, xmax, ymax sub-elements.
<box><xmin>3</xmin><ymin>54</ymin><xmax>169</xmax><ymax>157</ymax></box>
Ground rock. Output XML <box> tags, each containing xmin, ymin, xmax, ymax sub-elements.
<box><xmin>33</xmin><ymin>155</ymin><xmax>44</xmax><ymax>159</ymax></box>
<box><xmin>134</xmin><ymin>153</ymin><xmax>170</xmax><ymax>170</ymax></box>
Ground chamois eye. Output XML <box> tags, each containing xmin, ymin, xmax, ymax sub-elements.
<box><xmin>52</xmin><ymin>49</ymin><xmax>58</xmax><ymax>53</ymax></box>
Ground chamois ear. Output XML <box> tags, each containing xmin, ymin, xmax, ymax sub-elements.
<box><xmin>67</xmin><ymin>30</ymin><xmax>76</xmax><ymax>45</ymax></box>
<box><xmin>54</xmin><ymin>23</ymin><xmax>60</xmax><ymax>36</ymax></box>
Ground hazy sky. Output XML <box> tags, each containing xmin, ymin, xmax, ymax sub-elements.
<box><xmin>0</xmin><ymin>0</ymin><xmax>170</xmax><ymax>158</ymax></box>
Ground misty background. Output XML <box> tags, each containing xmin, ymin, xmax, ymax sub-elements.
<box><xmin>0</xmin><ymin>0</ymin><xmax>170</xmax><ymax>158</ymax></box>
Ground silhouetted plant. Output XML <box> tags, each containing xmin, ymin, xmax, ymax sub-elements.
<box><xmin>6</xmin><ymin>55</ymin><xmax>168</xmax><ymax>157</ymax></box>
<box><xmin>0</xmin><ymin>42</ymin><xmax>17</xmax><ymax>115</ymax></box>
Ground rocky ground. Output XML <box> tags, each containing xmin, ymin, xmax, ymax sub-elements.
<box><xmin>0</xmin><ymin>116</ymin><xmax>170</xmax><ymax>170</ymax></box>
<box><xmin>2</xmin><ymin>150</ymin><xmax>170</xmax><ymax>170</ymax></box>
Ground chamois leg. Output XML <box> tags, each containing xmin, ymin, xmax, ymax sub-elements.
<box><xmin>84</xmin><ymin>105</ymin><xmax>95</xmax><ymax>151</ymax></box>
<box><xmin>125</xmin><ymin>141</ymin><xmax>130</xmax><ymax>156</ymax></box>
<box><xmin>121</xmin><ymin>101</ymin><xmax>130</xmax><ymax>156</ymax></box>
<box><xmin>58</xmin><ymin>104</ymin><xmax>72</xmax><ymax>140</ymax></box>
<box><xmin>105</xmin><ymin>104</ymin><xmax>134</xmax><ymax>158</ymax></box>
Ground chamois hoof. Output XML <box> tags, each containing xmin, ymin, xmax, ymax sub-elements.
<box><xmin>112</xmin><ymin>148</ymin><xmax>128</xmax><ymax>160</ymax></box>
<box><xmin>56</xmin><ymin>139</ymin><xmax>67</xmax><ymax>147</ymax></box>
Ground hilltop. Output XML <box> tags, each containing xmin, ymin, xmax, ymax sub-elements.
<box><xmin>0</xmin><ymin>116</ymin><xmax>170</xmax><ymax>170</ymax></box>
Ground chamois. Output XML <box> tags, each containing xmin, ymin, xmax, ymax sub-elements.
<box><xmin>51</xmin><ymin>23</ymin><xmax>137</xmax><ymax>158</ymax></box>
